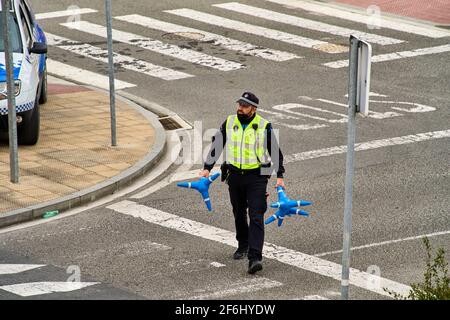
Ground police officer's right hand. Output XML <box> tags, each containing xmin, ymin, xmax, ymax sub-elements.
<box><xmin>199</xmin><ymin>169</ymin><xmax>210</xmax><ymax>178</ymax></box>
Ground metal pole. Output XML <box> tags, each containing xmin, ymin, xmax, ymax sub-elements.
<box><xmin>2</xmin><ymin>0</ymin><xmax>19</xmax><ymax>183</ymax></box>
<box><xmin>105</xmin><ymin>0</ymin><xmax>116</xmax><ymax>146</ymax></box>
<box><xmin>341</xmin><ymin>36</ymin><xmax>359</xmax><ymax>300</ymax></box>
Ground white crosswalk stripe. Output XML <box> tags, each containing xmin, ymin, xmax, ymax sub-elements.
<box><xmin>214</xmin><ymin>2</ymin><xmax>403</xmax><ymax>45</ymax></box>
<box><xmin>115</xmin><ymin>14</ymin><xmax>300</xmax><ymax>62</ymax></box>
<box><xmin>46</xmin><ymin>33</ymin><xmax>194</xmax><ymax>81</ymax></box>
<box><xmin>165</xmin><ymin>8</ymin><xmax>348</xmax><ymax>54</ymax></box>
<box><xmin>36</xmin><ymin>8</ymin><xmax>97</xmax><ymax>20</ymax></box>
<box><xmin>264</xmin><ymin>0</ymin><xmax>450</xmax><ymax>38</ymax></box>
<box><xmin>61</xmin><ymin>21</ymin><xmax>245</xmax><ymax>72</ymax></box>
<box><xmin>46</xmin><ymin>59</ymin><xmax>136</xmax><ymax>90</ymax></box>
<box><xmin>301</xmin><ymin>295</ymin><xmax>330</xmax><ymax>300</ymax></box>
<box><xmin>324</xmin><ymin>44</ymin><xmax>450</xmax><ymax>68</ymax></box>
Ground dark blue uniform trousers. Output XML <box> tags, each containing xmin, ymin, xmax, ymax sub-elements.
<box><xmin>228</xmin><ymin>172</ymin><xmax>269</xmax><ymax>261</ymax></box>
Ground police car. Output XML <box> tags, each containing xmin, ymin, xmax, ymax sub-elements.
<box><xmin>0</xmin><ymin>0</ymin><xmax>47</xmax><ymax>145</ymax></box>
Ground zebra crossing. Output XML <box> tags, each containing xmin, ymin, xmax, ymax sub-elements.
<box><xmin>46</xmin><ymin>32</ymin><xmax>195</xmax><ymax>80</ymax></box>
<box><xmin>212</xmin><ymin>2</ymin><xmax>403</xmax><ymax>45</ymax></box>
<box><xmin>40</xmin><ymin>1</ymin><xmax>450</xmax><ymax>87</ymax></box>
<box><xmin>164</xmin><ymin>8</ymin><xmax>349</xmax><ymax>53</ymax></box>
<box><xmin>114</xmin><ymin>14</ymin><xmax>300</xmax><ymax>61</ymax></box>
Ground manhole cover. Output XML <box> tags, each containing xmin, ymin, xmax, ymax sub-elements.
<box><xmin>162</xmin><ymin>32</ymin><xmax>205</xmax><ymax>41</ymax></box>
<box><xmin>312</xmin><ymin>43</ymin><xmax>349</xmax><ymax>54</ymax></box>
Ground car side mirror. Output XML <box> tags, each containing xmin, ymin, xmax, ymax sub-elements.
<box><xmin>30</xmin><ymin>42</ymin><xmax>47</xmax><ymax>54</ymax></box>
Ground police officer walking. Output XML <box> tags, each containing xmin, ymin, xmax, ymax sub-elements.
<box><xmin>199</xmin><ymin>92</ymin><xmax>285</xmax><ymax>274</ymax></box>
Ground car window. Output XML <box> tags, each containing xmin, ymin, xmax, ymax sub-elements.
<box><xmin>0</xmin><ymin>13</ymin><xmax>23</xmax><ymax>53</ymax></box>
<box><xmin>19</xmin><ymin>6</ymin><xmax>33</xmax><ymax>49</ymax></box>
<box><xmin>22</xmin><ymin>0</ymin><xmax>35</xmax><ymax>27</ymax></box>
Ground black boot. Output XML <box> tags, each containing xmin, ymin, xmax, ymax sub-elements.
<box><xmin>248</xmin><ymin>260</ymin><xmax>263</xmax><ymax>274</ymax></box>
<box><xmin>233</xmin><ymin>247</ymin><xmax>248</xmax><ymax>260</ymax></box>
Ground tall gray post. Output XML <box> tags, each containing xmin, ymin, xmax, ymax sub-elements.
<box><xmin>341</xmin><ymin>36</ymin><xmax>359</xmax><ymax>300</ymax></box>
<box><xmin>105</xmin><ymin>0</ymin><xmax>117</xmax><ymax>146</ymax></box>
<box><xmin>2</xmin><ymin>0</ymin><xmax>19</xmax><ymax>183</ymax></box>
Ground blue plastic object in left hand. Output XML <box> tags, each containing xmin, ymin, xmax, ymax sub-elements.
<box><xmin>265</xmin><ymin>186</ymin><xmax>312</xmax><ymax>226</ymax></box>
<box><xmin>177</xmin><ymin>173</ymin><xmax>221</xmax><ymax>211</ymax></box>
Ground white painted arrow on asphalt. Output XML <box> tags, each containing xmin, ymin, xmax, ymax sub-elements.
<box><xmin>0</xmin><ymin>264</ymin><xmax>46</xmax><ymax>275</ymax></box>
<box><xmin>0</xmin><ymin>282</ymin><xmax>100</xmax><ymax>297</ymax></box>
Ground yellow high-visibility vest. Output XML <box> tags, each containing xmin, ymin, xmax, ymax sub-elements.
<box><xmin>226</xmin><ymin>114</ymin><xmax>269</xmax><ymax>170</ymax></box>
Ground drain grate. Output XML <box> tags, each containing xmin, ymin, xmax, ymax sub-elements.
<box><xmin>159</xmin><ymin>116</ymin><xmax>183</xmax><ymax>130</ymax></box>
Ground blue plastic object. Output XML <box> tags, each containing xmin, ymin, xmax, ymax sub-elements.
<box><xmin>265</xmin><ymin>186</ymin><xmax>312</xmax><ymax>226</ymax></box>
<box><xmin>177</xmin><ymin>173</ymin><xmax>221</xmax><ymax>211</ymax></box>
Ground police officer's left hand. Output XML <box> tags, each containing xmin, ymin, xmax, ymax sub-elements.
<box><xmin>275</xmin><ymin>178</ymin><xmax>285</xmax><ymax>189</ymax></box>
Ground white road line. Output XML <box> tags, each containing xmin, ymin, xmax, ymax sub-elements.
<box><xmin>315</xmin><ymin>230</ymin><xmax>450</xmax><ymax>258</ymax></box>
<box><xmin>35</xmin><ymin>8</ymin><xmax>97</xmax><ymax>20</ymax></box>
<box><xmin>107</xmin><ymin>201</ymin><xmax>411</xmax><ymax>297</ymax></box>
<box><xmin>317</xmin><ymin>98</ymin><xmax>403</xmax><ymax>119</ymax></box>
<box><xmin>165</xmin><ymin>8</ymin><xmax>348</xmax><ymax>54</ymax></box>
<box><xmin>210</xmin><ymin>262</ymin><xmax>226</xmax><ymax>268</ymax></box>
<box><xmin>46</xmin><ymin>59</ymin><xmax>136</xmax><ymax>90</ymax></box>
<box><xmin>258</xmin><ymin>108</ymin><xmax>329</xmax><ymax>130</ymax></box>
<box><xmin>167</xmin><ymin>128</ymin><xmax>450</xmax><ymax>184</ymax></box>
<box><xmin>189</xmin><ymin>277</ymin><xmax>283</xmax><ymax>300</ymax></box>
<box><xmin>273</xmin><ymin>103</ymin><xmax>348</xmax><ymax>123</ymax></box>
<box><xmin>324</xmin><ymin>44</ymin><xmax>450</xmax><ymax>68</ymax></box>
<box><xmin>301</xmin><ymin>295</ymin><xmax>329</xmax><ymax>300</ymax></box>
<box><xmin>46</xmin><ymin>33</ymin><xmax>194</xmax><ymax>81</ymax></box>
<box><xmin>284</xmin><ymin>129</ymin><xmax>450</xmax><ymax>164</ymax></box>
<box><xmin>214</xmin><ymin>2</ymin><xmax>403</xmax><ymax>45</ymax></box>
<box><xmin>61</xmin><ymin>21</ymin><xmax>245</xmax><ymax>72</ymax></box>
<box><xmin>264</xmin><ymin>0</ymin><xmax>450</xmax><ymax>38</ymax></box>
<box><xmin>115</xmin><ymin>14</ymin><xmax>300</xmax><ymax>62</ymax></box>
<box><xmin>0</xmin><ymin>282</ymin><xmax>100</xmax><ymax>297</ymax></box>
<box><xmin>0</xmin><ymin>264</ymin><xmax>45</xmax><ymax>275</ymax></box>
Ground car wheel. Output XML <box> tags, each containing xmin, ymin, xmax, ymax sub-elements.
<box><xmin>38</xmin><ymin>63</ymin><xmax>48</xmax><ymax>104</ymax></box>
<box><xmin>18</xmin><ymin>98</ymin><xmax>40</xmax><ymax>145</ymax></box>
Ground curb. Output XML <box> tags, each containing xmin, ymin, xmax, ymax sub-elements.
<box><xmin>0</xmin><ymin>81</ymin><xmax>167</xmax><ymax>229</ymax></box>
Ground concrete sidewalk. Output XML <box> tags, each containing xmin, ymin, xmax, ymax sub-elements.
<box><xmin>0</xmin><ymin>77</ymin><xmax>165</xmax><ymax>228</ymax></box>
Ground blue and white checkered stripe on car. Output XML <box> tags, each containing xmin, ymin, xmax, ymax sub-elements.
<box><xmin>0</xmin><ymin>101</ymin><xmax>35</xmax><ymax>115</ymax></box>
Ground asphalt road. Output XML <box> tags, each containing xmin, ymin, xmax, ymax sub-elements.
<box><xmin>0</xmin><ymin>0</ymin><xmax>448</xmax><ymax>300</ymax></box>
